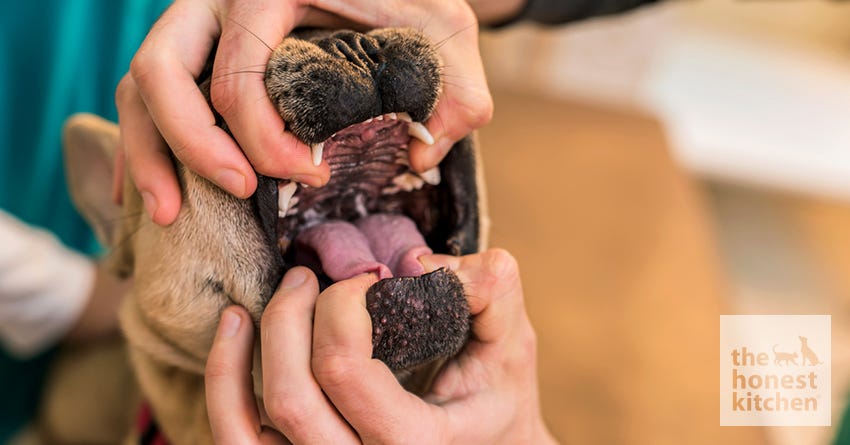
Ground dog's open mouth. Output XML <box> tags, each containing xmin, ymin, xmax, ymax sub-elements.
<box><xmin>249</xmin><ymin>28</ymin><xmax>481</xmax><ymax>374</ymax></box>
<box><xmin>257</xmin><ymin>110</ymin><xmax>475</xmax><ymax>372</ymax></box>
<box><xmin>277</xmin><ymin>112</ymin><xmax>437</xmax><ymax>280</ymax></box>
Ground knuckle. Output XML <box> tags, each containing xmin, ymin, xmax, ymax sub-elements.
<box><xmin>264</xmin><ymin>392</ymin><xmax>312</xmax><ymax>433</ymax></box>
<box><xmin>250</xmin><ymin>154</ymin><xmax>284</xmax><ymax>177</ymax></box>
<box><xmin>311</xmin><ymin>352</ymin><xmax>356</xmax><ymax>390</ymax></box>
<box><xmin>128</xmin><ymin>47</ymin><xmax>159</xmax><ymax>86</ymax></box>
<box><xmin>508</xmin><ymin>324</ymin><xmax>539</xmax><ymax>371</ymax></box>
<box><xmin>209</xmin><ymin>78</ymin><xmax>240</xmax><ymax>119</ymax></box>
<box><xmin>484</xmin><ymin>248</ymin><xmax>520</xmax><ymax>279</ymax></box>
<box><xmin>114</xmin><ymin>75</ymin><xmax>136</xmax><ymax>108</ymax></box>
<box><xmin>463</xmin><ymin>90</ymin><xmax>494</xmax><ymax>129</ymax></box>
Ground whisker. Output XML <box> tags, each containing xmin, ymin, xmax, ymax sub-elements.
<box><xmin>102</xmin><ymin>219</ymin><xmax>147</xmax><ymax>263</ymax></box>
<box><xmin>434</xmin><ymin>24</ymin><xmax>476</xmax><ymax>50</ymax></box>
<box><xmin>226</xmin><ymin>17</ymin><xmax>274</xmax><ymax>53</ymax></box>
<box><xmin>211</xmin><ymin>70</ymin><xmax>267</xmax><ymax>81</ymax></box>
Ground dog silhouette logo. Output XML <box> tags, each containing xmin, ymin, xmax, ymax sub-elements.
<box><xmin>772</xmin><ymin>344</ymin><xmax>798</xmax><ymax>366</ymax></box>
<box><xmin>799</xmin><ymin>336</ymin><xmax>823</xmax><ymax>366</ymax></box>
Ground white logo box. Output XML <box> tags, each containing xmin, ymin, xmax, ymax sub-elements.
<box><xmin>720</xmin><ymin>315</ymin><xmax>831</xmax><ymax>426</ymax></box>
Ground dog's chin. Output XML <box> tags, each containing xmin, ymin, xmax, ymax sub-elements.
<box><xmin>252</xmin><ymin>111</ymin><xmax>474</xmax><ymax>373</ymax></box>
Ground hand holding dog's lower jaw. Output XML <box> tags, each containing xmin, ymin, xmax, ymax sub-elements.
<box><xmin>205</xmin><ymin>250</ymin><xmax>557</xmax><ymax>445</ymax></box>
<box><xmin>117</xmin><ymin>0</ymin><xmax>494</xmax><ymax>226</ymax></box>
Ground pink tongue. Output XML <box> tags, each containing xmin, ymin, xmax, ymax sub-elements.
<box><xmin>356</xmin><ymin>214</ymin><xmax>431</xmax><ymax>277</ymax></box>
<box><xmin>295</xmin><ymin>214</ymin><xmax>431</xmax><ymax>281</ymax></box>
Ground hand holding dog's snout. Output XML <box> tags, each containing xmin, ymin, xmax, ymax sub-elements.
<box><xmin>117</xmin><ymin>0</ymin><xmax>493</xmax><ymax>226</ymax></box>
<box><xmin>116</xmin><ymin>0</ymin><xmax>332</xmax><ymax>226</ymax></box>
<box><xmin>206</xmin><ymin>251</ymin><xmax>556</xmax><ymax>445</ymax></box>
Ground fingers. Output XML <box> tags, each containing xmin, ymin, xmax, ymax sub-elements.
<box><xmin>419</xmin><ymin>249</ymin><xmax>525</xmax><ymax>344</ymax></box>
<box><xmin>311</xmin><ymin>274</ymin><xmax>444</xmax><ymax>443</ymax></box>
<box><xmin>116</xmin><ymin>74</ymin><xmax>181</xmax><ymax>225</ymax></box>
<box><xmin>128</xmin><ymin>0</ymin><xmax>258</xmax><ymax>207</ymax></box>
<box><xmin>408</xmin><ymin>20</ymin><xmax>493</xmax><ymax>173</ymax></box>
<box><xmin>211</xmin><ymin>1</ymin><xmax>329</xmax><ymax>187</ymax></box>
<box><xmin>419</xmin><ymin>250</ymin><xmax>541</xmax><ymax>443</ymax></box>
<box><xmin>206</xmin><ymin>306</ymin><xmax>289</xmax><ymax>445</ymax></box>
<box><xmin>261</xmin><ymin>267</ymin><xmax>359</xmax><ymax>444</ymax></box>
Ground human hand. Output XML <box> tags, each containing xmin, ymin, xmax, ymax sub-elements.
<box><xmin>205</xmin><ymin>249</ymin><xmax>557</xmax><ymax>444</ymax></box>
<box><xmin>117</xmin><ymin>0</ymin><xmax>493</xmax><ymax>226</ymax></box>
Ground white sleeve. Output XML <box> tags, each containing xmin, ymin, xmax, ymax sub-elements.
<box><xmin>0</xmin><ymin>210</ymin><xmax>95</xmax><ymax>359</ymax></box>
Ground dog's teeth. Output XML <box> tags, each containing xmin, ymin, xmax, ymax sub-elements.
<box><xmin>420</xmin><ymin>167</ymin><xmax>441</xmax><ymax>185</ymax></box>
<box><xmin>388</xmin><ymin>112</ymin><xmax>397</xmax><ymax>120</ymax></box>
<box><xmin>392</xmin><ymin>172</ymin><xmax>425</xmax><ymax>192</ymax></box>
<box><xmin>278</xmin><ymin>182</ymin><xmax>298</xmax><ymax>217</ymax></box>
<box><xmin>395</xmin><ymin>152</ymin><xmax>410</xmax><ymax>166</ymax></box>
<box><xmin>310</xmin><ymin>142</ymin><xmax>324</xmax><ymax>167</ymax></box>
<box><xmin>397</xmin><ymin>112</ymin><xmax>413</xmax><ymax>123</ymax></box>
<box><xmin>375</xmin><ymin>115</ymin><xmax>384</xmax><ymax>121</ymax></box>
<box><xmin>408</xmin><ymin>122</ymin><xmax>434</xmax><ymax>145</ymax></box>
<box><xmin>366</xmin><ymin>117</ymin><xmax>373</xmax><ymax>123</ymax></box>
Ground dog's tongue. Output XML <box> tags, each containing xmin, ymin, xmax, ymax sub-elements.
<box><xmin>295</xmin><ymin>214</ymin><xmax>431</xmax><ymax>282</ymax></box>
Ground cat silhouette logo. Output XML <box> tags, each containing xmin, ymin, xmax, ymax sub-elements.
<box><xmin>772</xmin><ymin>344</ymin><xmax>797</xmax><ymax>366</ymax></box>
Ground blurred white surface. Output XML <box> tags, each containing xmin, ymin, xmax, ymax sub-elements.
<box><xmin>642</xmin><ymin>31</ymin><xmax>850</xmax><ymax>201</ymax></box>
<box><xmin>481</xmin><ymin>1</ymin><xmax>850</xmax><ymax>201</ymax></box>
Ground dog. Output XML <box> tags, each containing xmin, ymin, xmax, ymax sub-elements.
<box><xmin>61</xmin><ymin>28</ymin><xmax>489</xmax><ymax>444</ymax></box>
<box><xmin>772</xmin><ymin>344</ymin><xmax>798</xmax><ymax>366</ymax></box>
<box><xmin>799</xmin><ymin>336</ymin><xmax>822</xmax><ymax>366</ymax></box>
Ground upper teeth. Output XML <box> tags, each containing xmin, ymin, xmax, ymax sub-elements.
<box><xmin>307</xmin><ymin>112</ymin><xmax>434</xmax><ymax>169</ymax></box>
<box><xmin>278</xmin><ymin>181</ymin><xmax>298</xmax><ymax>217</ymax></box>
<box><xmin>310</xmin><ymin>142</ymin><xmax>324</xmax><ymax>167</ymax></box>
<box><xmin>407</xmin><ymin>121</ymin><xmax>434</xmax><ymax>145</ymax></box>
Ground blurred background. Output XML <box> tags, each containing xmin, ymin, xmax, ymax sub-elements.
<box><xmin>476</xmin><ymin>1</ymin><xmax>850</xmax><ymax>444</ymax></box>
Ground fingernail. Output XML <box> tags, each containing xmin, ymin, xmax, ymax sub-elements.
<box><xmin>281</xmin><ymin>267</ymin><xmax>309</xmax><ymax>290</ymax></box>
<box><xmin>219</xmin><ymin>309</ymin><xmax>242</xmax><ymax>338</ymax></box>
<box><xmin>141</xmin><ymin>191</ymin><xmax>157</xmax><ymax>219</ymax></box>
<box><xmin>291</xmin><ymin>174</ymin><xmax>324</xmax><ymax>187</ymax></box>
<box><xmin>214</xmin><ymin>169</ymin><xmax>247</xmax><ymax>197</ymax></box>
<box><xmin>419</xmin><ymin>255</ymin><xmax>438</xmax><ymax>272</ymax></box>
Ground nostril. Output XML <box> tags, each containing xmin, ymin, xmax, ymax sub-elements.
<box><xmin>321</xmin><ymin>32</ymin><xmax>383</xmax><ymax>71</ymax></box>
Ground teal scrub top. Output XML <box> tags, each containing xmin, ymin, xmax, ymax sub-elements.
<box><xmin>0</xmin><ymin>1</ymin><xmax>170</xmax><ymax>440</ymax></box>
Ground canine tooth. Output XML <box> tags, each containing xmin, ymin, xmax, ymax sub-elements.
<box><xmin>408</xmin><ymin>122</ymin><xmax>434</xmax><ymax>145</ymax></box>
<box><xmin>420</xmin><ymin>167</ymin><xmax>441</xmax><ymax>185</ymax></box>
<box><xmin>397</xmin><ymin>112</ymin><xmax>413</xmax><ymax>123</ymax></box>
<box><xmin>310</xmin><ymin>142</ymin><xmax>324</xmax><ymax>166</ymax></box>
<box><xmin>278</xmin><ymin>182</ymin><xmax>298</xmax><ymax>217</ymax></box>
